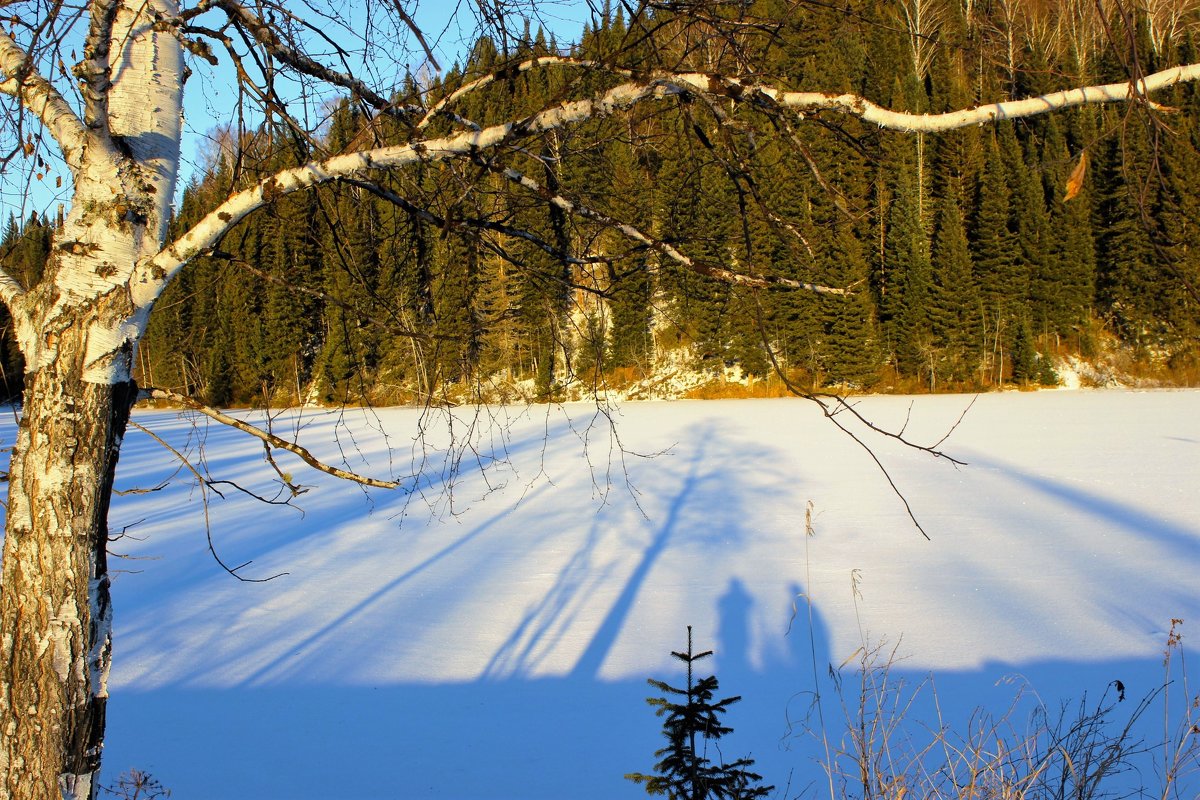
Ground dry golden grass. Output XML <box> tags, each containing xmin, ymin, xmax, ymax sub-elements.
<box><xmin>682</xmin><ymin>376</ymin><xmax>797</xmax><ymax>400</ymax></box>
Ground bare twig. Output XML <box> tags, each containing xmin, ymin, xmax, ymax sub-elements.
<box><xmin>476</xmin><ymin>154</ymin><xmax>849</xmax><ymax>295</ymax></box>
<box><xmin>143</xmin><ymin>388</ymin><xmax>400</xmax><ymax>489</ymax></box>
<box><xmin>127</xmin><ymin>419</ymin><xmax>287</xmax><ymax>581</ymax></box>
<box><xmin>751</xmin><ymin>301</ymin><xmax>971</xmax><ymax>540</ymax></box>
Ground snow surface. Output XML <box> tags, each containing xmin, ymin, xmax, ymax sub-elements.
<box><xmin>6</xmin><ymin>390</ymin><xmax>1195</xmax><ymax>798</ymax></box>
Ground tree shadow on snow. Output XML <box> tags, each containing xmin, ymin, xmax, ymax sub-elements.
<box><xmin>96</xmin><ymin>412</ymin><xmax>1200</xmax><ymax>800</ymax></box>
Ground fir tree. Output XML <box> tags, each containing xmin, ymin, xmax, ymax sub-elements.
<box><xmin>626</xmin><ymin>627</ymin><xmax>773</xmax><ymax>800</ymax></box>
<box><xmin>999</xmin><ymin>123</ymin><xmax>1040</xmax><ymax>311</ymax></box>
<box><xmin>431</xmin><ymin>225</ymin><xmax>482</xmax><ymax>386</ymax></box>
<box><xmin>375</xmin><ymin>163</ymin><xmax>436</xmax><ymax>397</ymax></box>
<box><xmin>929</xmin><ymin>188</ymin><xmax>983</xmax><ymax>384</ymax></box>
<box><xmin>1037</xmin><ymin>115</ymin><xmax>1096</xmax><ymax>342</ymax></box>
<box><xmin>823</xmin><ymin>223</ymin><xmax>881</xmax><ymax>387</ymax></box>
<box><xmin>1010</xmin><ymin>316</ymin><xmax>1039</xmax><ymax>384</ymax></box>
<box><xmin>971</xmin><ymin>130</ymin><xmax>1020</xmax><ymax>383</ymax></box>
<box><xmin>317</xmin><ymin>176</ymin><xmax>382</xmax><ymax>403</ymax></box>
<box><xmin>883</xmin><ymin>156</ymin><xmax>932</xmax><ymax>378</ymax></box>
<box><xmin>607</xmin><ymin>257</ymin><xmax>653</xmax><ymax>370</ymax></box>
<box><xmin>1094</xmin><ymin>122</ymin><xmax>1162</xmax><ymax>350</ymax></box>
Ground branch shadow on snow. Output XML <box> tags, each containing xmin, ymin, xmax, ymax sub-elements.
<box><xmin>111</xmin><ymin>414</ymin><xmax>792</xmax><ymax>684</ymax></box>
<box><xmin>102</xmin><ymin>413</ymin><xmax>838</xmax><ymax>797</ymax></box>
<box><xmin>104</xmin><ymin>407</ymin><xmax>586</xmax><ymax>602</ymax></box>
<box><xmin>31</xmin><ymin>398</ymin><xmax>1195</xmax><ymax>800</ymax></box>
<box><xmin>960</xmin><ymin>452</ymin><xmax>1200</xmax><ymax>629</ymax></box>
<box><xmin>101</xmin><ymin>600</ymin><xmax>1196</xmax><ymax>800</ymax></box>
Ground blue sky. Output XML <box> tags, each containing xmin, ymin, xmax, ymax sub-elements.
<box><xmin>6</xmin><ymin>1</ymin><xmax>595</xmax><ymax>227</ymax></box>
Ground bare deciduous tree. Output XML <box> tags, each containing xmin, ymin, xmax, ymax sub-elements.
<box><xmin>1</xmin><ymin>1</ymin><xmax>1198</xmax><ymax>798</ymax></box>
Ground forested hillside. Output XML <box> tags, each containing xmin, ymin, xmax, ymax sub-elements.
<box><xmin>5</xmin><ymin>0</ymin><xmax>1199</xmax><ymax>405</ymax></box>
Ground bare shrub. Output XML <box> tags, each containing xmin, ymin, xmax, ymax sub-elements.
<box><xmin>793</xmin><ymin>623</ymin><xmax>1198</xmax><ymax>800</ymax></box>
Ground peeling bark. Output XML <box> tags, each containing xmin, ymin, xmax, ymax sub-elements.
<box><xmin>0</xmin><ymin>2</ymin><xmax>179</xmax><ymax>797</ymax></box>
<box><xmin>0</xmin><ymin>326</ymin><xmax>136</xmax><ymax>800</ymax></box>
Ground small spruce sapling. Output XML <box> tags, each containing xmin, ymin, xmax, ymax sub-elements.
<box><xmin>626</xmin><ymin>626</ymin><xmax>774</xmax><ymax>800</ymax></box>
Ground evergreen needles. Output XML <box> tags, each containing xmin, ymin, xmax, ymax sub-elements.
<box><xmin>626</xmin><ymin>626</ymin><xmax>773</xmax><ymax>800</ymax></box>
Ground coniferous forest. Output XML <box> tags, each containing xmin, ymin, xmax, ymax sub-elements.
<box><xmin>4</xmin><ymin>0</ymin><xmax>1200</xmax><ymax>406</ymax></box>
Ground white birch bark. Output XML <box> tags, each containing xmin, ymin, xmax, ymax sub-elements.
<box><xmin>0</xmin><ymin>2</ymin><xmax>181</xmax><ymax>798</ymax></box>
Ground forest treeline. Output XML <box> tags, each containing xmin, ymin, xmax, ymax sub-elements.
<box><xmin>3</xmin><ymin>0</ymin><xmax>1199</xmax><ymax>405</ymax></box>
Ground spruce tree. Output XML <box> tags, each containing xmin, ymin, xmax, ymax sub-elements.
<box><xmin>626</xmin><ymin>627</ymin><xmax>773</xmax><ymax>800</ymax></box>
<box><xmin>1038</xmin><ymin>115</ymin><xmax>1096</xmax><ymax>342</ymax></box>
<box><xmin>1145</xmin><ymin>55</ymin><xmax>1200</xmax><ymax>354</ymax></box>
<box><xmin>823</xmin><ymin>224</ymin><xmax>881</xmax><ymax>387</ymax></box>
<box><xmin>375</xmin><ymin>163</ymin><xmax>436</xmax><ymax>398</ymax></box>
<box><xmin>971</xmin><ymin>131</ymin><xmax>1019</xmax><ymax>383</ymax></box>
<box><xmin>317</xmin><ymin>189</ymin><xmax>382</xmax><ymax>403</ymax></box>
<box><xmin>1010</xmin><ymin>316</ymin><xmax>1039</xmax><ymax>384</ymax></box>
<box><xmin>431</xmin><ymin>225</ymin><xmax>482</xmax><ymax>387</ymax></box>
<box><xmin>883</xmin><ymin>157</ymin><xmax>933</xmax><ymax>379</ymax></box>
<box><xmin>930</xmin><ymin>188</ymin><xmax>983</xmax><ymax>384</ymax></box>
<box><xmin>513</xmin><ymin>179</ymin><xmax>571</xmax><ymax>397</ymax></box>
<box><xmin>654</xmin><ymin>123</ymin><xmax>732</xmax><ymax>371</ymax></box>
<box><xmin>1094</xmin><ymin>122</ymin><xmax>1160</xmax><ymax>350</ymax></box>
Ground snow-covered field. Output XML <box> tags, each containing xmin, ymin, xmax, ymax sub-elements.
<box><xmin>7</xmin><ymin>391</ymin><xmax>1197</xmax><ymax>798</ymax></box>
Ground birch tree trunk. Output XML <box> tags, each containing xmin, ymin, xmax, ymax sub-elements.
<box><xmin>0</xmin><ymin>342</ymin><xmax>136</xmax><ymax>800</ymax></box>
<box><xmin>0</xmin><ymin>2</ymin><xmax>181</xmax><ymax>796</ymax></box>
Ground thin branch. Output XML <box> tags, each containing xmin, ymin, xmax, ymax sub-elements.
<box><xmin>332</xmin><ymin>177</ymin><xmax>624</xmax><ymax>303</ymax></box>
<box><xmin>144</xmin><ymin>388</ymin><xmax>401</xmax><ymax>489</ymax></box>
<box><xmin>418</xmin><ymin>56</ymin><xmax>635</xmax><ymax>130</ymax></box>
<box><xmin>477</xmin><ymin>154</ymin><xmax>848</xmax><ymax>294</ymax></box>
<box><xmin>338</xmin><ymin>177</ymin><xmax>608</xmax><ymax>267</ymax></box>
<box><xmin>128</xmin><ymin>419</ymin><xmax>287</xmax><ymax>581</ymax></box>
<box><xmin>0</xmin><ymin>30</ymin><xmax>90</xmax><ymax>172</ymax></box>
<box><xmin>810</xmin><ymin>393</ymin><xmax>968</xmax><ymax>467</ymax></box>
<box><xmin>212</xmin><ymin>249</ymin><xmax>435</xmax><ymax>341</ymax></box>
<box><xmin>762</xmin><ymin>358</ymin><xmax>933</xmax><ymax>540</ymax></box>
<box><xmin>257</xmin><ymin>437</ymin><xmax>308</xmax><ymax>498</ymax></box>
<box><xmin>205</xmin><ymin>477</ymin><xmax>299</xmax><ymax>505</ymax></box>
<box><xmin>386</xmin><ymin>0</ymin><xmax>440</xmax><ymax>72</ymax></box>
<box><xmin>175</xmin><ymin>21</ymin><xmax>321</xmax><ymax>153</ymax></box>
<box><xmin>750</xmin><ymin>295</ymin><xmax>971</xmax><ymax>539</ymax></box>
<box><xmin>193</xmin><ymin>0</ymin><xmax>406</xmax><ymax>119</ymax></box>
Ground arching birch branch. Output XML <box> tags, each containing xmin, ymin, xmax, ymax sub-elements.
<box><xmin>133</xmin><ymin>79</ymin><xmax>685</xmax><ymax>303</ymax></box>
<box><xmin>0</xmin><ymin>31</ymin><xmax>90</xmax><ymax>173</ymax></box>
<box><xmin>145</xmin><ymin>389</ymin><xmax>401</xmax><ymax>489</ymax></box>
<box><xmin>135</xmin><ymin>61</ymin><xmax>1200</xmax><ymax>309</ymax></box>
<box><xmin>440</xmin><ymin>60</ymin><xmax>1200</xmax><ymax>135</ymax></box>
<box><xmin>719</xmin><ymin>64</ymin><xmax>1200</xmax><ymax>128</ymax></box>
